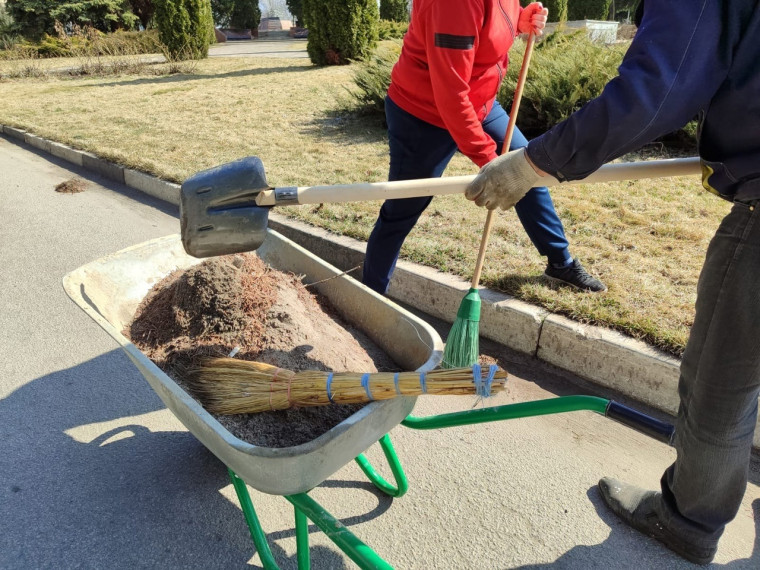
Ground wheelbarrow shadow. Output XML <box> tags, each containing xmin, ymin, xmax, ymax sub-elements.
<box><xmin>0</xmin><ymin>350</ymin><xmax>388</xmax><ymax>569</ymax></box>
<box><xmin>510</xmin><ymin>489</ymin><xmax>760</xmax><ymax>570</ymax></box>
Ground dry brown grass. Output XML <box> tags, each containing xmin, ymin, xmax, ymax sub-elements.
<box><xmin>0</xmin><ymin>53</ymin><xmax>726</xmax><ymax>356</ymax></box>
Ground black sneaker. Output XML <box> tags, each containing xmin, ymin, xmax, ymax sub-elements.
<box><xmin>544</xmin><ymin>259</ymin><xmax>607</xmax><ymax>292</ymax></box>
<box><xmin>598</xmin><ymin>477</ymin><xmax>718</xmax><ymax>565</ymax></box>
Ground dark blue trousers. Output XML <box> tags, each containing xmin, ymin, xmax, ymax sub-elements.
<box><xmin>362</xmin><ymin>96</ymin><xmax>572</xmax><ymax>294</ymax></box>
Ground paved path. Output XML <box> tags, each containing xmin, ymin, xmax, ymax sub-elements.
<box><xmin>1</xmin><ymin>136</ymin><xmax>758</xmax><ymax>568</ymax></box>
<box><xmin>209</xmin><ymin>38</ymin><xmax>309</xmax><ymax>59</ymax></box>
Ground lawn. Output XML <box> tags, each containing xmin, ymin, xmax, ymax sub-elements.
<box><xmin>0</xmin><ymin>50</ymin><xmax>729</xmax><ymax>356</ymax></box>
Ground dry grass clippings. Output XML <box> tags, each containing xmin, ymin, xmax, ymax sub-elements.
<box><xmin>54</xmin><ymin>178</ymin><xmax>86</xmax><ymax>193</ymax></box>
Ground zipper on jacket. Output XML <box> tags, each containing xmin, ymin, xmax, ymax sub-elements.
<box><xmin>497</xmin><ymin>0</ymin><xmax>515</xmax><ymax>38</ymax></box>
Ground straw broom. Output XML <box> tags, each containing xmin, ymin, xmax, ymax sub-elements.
<box><xmin>185</xmin><ymin>358</ymin><xmax>508</xmax><ymax>414</ymax></box>
<box><xmin>442</xmin><ymin>32</ymin><xmax>538</xmax><ymax>368</ymax></box>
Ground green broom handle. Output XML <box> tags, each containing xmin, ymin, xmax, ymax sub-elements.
<box><xmin>471</xmin><ymin>32</ymin><xmax>536</xmax><ymax>287</ymax></box>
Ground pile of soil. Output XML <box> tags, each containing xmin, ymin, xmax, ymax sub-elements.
<box><xmin>125</xmin><ymin>253</ymin><xmax>398</xmax><ymax>447</ymax></box>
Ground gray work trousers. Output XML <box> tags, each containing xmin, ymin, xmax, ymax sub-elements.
<box><xmin>658</xmin><ymin>200</ymin><xmax>760</xmax><ymax>547</ymax></box>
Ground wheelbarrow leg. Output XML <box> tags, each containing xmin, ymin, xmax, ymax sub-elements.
<box><xmin>228</xmin><ymin>468</ymin><xmax>280</xmax><ymax>570</ymax></box>
<box><xmin>294</xmin><ymin>506</ymin><xmax>310</xmax><ymax>570</ymax></box>
<box><xmin>355</xmin><ymin>433</ymin><xmax>409</xmax><ymax>498</ymax></box>
<box><xmin>228</xmin><ymin>468</ymin><xmax>395</xmax><ymax>569</ymax></box>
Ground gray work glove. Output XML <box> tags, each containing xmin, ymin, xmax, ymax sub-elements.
<box><xmin>465</xmin><ymin>148</ymin><xmax>543</xmax><ymax>210</ymax></box>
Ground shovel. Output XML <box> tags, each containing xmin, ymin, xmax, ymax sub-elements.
<box><xmin>180</xmin><ymin>155</ymin><xmax>700</xmax><ymax>258</ymax></box>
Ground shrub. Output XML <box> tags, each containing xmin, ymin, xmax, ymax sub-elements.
<box><xmin>6</xmin><ymin>0</ymin><xmax>139</xmax><ymax>40</ymax></box>
<box><xmin>229</xmin><ymin>0</ymin><xmax>260</xmax><ymax>30</ymax></box>
<box><xmin>0</xmin><ymin>4</ymin><xmax>15</xmax><ymax>36</ymax></box>
<box><xmin>567</xmin><ymin>0</ymin><xmax>611</xmax><ymax>21</ymax></box>
<box><xmin>350</xmin><ymin>32</ymin><xmax>623</xmax><ymax>134</ymax></box>
<box><xmin>154</xmin><ymin>0</ymin><xmax>213</xmax><ymax>60</ymax></box>
<box><xmin>349</xmin><ymin>40</ymin><xmax>401</xmax><ymax>113</ymax></box>
<box><xmin>6</xmin><ymin>0</ymin><xmax>57</xmax><ymax>39</ymax></box>
<box><xmin>379</xmin><ymin>0</ymin><xmax>407</xmax><ymax>23</ymax></box>
<box><xmin>498</xmin><ymin>31</ymin><xmax>625</xmax><ymax>135</ymax></box>
<box><xmin>286</xmin><ymin>0</ymin><xmax>303</xmax><ymax>27</ymax></box>
<box><xmin>128</xmin><ymin>0</ymin><xmax>155</xmax><ymax>29</ymax></box>
<box><xmin>522</xmin><ymin>0</ymin><xmax>567</xmax><ymax>23</ymax></box>
<box><xmin>303</xmin><ymin>0</ymin><xmax>379</xmax><ymax>65</ymax></box>
<box><xmin>348</xmin><ymin>31</ymin><xmax>695</xmax><ymax>149</ymax></box>
<box><xmin>50</xmin><ymin>0</ymin><xmax>139</xmax><ymax>33</ymax></box>
<box><xmin>0</xmin><ymin>27</ymin><xmax>161</xmax><ymax>58</ymax></box>
<box><xmin>211</xmin><ymin>0</ymin><xmax>234</xmax><ymax>27</ymax></box>
<box><xmin>377</xmin><ymin>19</ymin><xmax>407</xmax><ymax>40</ymax></box>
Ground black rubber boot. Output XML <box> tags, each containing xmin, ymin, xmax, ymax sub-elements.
<box><xmin>598</xmin><ymin>477</ymin><xmax>718</xmax><ymax>565</ymax></box>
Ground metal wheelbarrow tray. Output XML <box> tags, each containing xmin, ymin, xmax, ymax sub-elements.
<box><xmin>63</xmin><ymin>232</ymin><xmax>443</xmax><ymax>496</ymax></box>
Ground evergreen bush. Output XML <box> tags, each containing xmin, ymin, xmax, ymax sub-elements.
<box><xmin>499</xmin><ymin>31</ymin><xmax>624</xmax><ymax>135</ymax></box>
<box><xmin>348</xmin><ymin>29</ymin><xmax>695</xmax><ymax>148</ymax></box>
<box><xmin>351</xmin><ymin>32</ymin><xmax>623</xmax><ymax>133</ymax></box>
<box><xmin>50</xmin><ymin>0</ymin><xmax>139</xmax><ymax>33</ymax></box>
<box><xmin>286</xmin><ymin>0</ymin><xmax>303</xmax><ymax>27</ymax></box>
<box><xmin>303</xmin><ymin>0</ymin><xmax>378</xmax><ymax>65</ymax></box>
<box><xmin>6</xmin><ymin>0</ymin><xmax>138</xmax><ymax>39</ymax></box>
<box><xmin>379</xmin><ymin>0</ymin><xmax>407</xmax><ymax>23</ymax></box>
<box><xmin>349</xmin><ymin>40</ymin><xmax>401</xmax><ymax>113</ymax></box>
<box><xmin>128</xmin><ymin>0</ymin><xmax>155</xmax><ymax>29</ymax></box>
<box><xmin>0</xmin><ymin>27</ymin><xmax>161</xmax><ymax>58</ymax></box>
<box><xmin>229</xmin><ymin>0</ymin><xmax>260</xmax><ymax>31</ymax></box>
<box><xmin>211</xmin><ymin>0</ymin><xmax>234</xmax><ymax>27</ymax></box>
<box><xmin>377</xmin><ymin>19</ymin><xmax>407</xmax><ymax>40</ymax></box>
<box><xmin>567</xmin><ymin>0</ymin><xmax>611</xmax><ymax>21</ymax></box>
<box><xmin>154</xmin><ymin>0</ymin><xmax>213</xmax><ymax>60</ymax></box>
<box><xmin>521</xmin><ymin>0</ymin><xmax>567</xmax><ymax>23</ymax></box>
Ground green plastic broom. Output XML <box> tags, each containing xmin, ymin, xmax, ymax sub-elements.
<box><xmin>442</xmin><ymin>32</ymin><xmax>537</xmax><ymax>368</ymax></box>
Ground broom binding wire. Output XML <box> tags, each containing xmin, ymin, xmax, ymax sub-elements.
<box><xmin>185</xmin><ymin>358</ymin><xmax>508</xmax><ymax>415</ymax></box>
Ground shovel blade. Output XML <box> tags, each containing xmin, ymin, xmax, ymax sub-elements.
<box><xmin>180</xmin><ymin>157</ymin><xmax>271</xmax><ymax>258</ymax></box>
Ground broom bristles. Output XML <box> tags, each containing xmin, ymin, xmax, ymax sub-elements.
<box><xmin>185</xmin><ymin>358</ymin><xmax>507</xmax><ymax>415</ymax></box>
<box><xmin>442</xmin><ymin>288</ymin><xmax>481</xmax><ymax>368</ymax></box>
<box><xmin>442</xmin><ymin>317</ymin><xmax>479</xmax><ymax>369</ymax></box>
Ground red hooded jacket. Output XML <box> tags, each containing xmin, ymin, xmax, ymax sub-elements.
<box><xmin>387</xmin><ymin>0</ymin><xmax>522</xmax><ymax>167</ymax></box>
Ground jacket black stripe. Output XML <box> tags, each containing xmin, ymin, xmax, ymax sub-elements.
<box><xmin>434</xmin><ymin>33</ymin><xmax>475</xmax><ymax>50</ymax></box>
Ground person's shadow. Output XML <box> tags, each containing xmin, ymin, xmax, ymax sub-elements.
<box><xmin>0</xmin><ymin>349</ymin><xmax>394</xmax><ymax>569</ymax></box>
<box><xmin>511</xmin><ymin>489</ymin><xmax>760</xmax><ymax>569</ymax></box>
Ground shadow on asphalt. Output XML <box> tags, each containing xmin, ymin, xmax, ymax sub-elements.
<box><xmin>511</xmin><ymin>491</ymin><xmax>759</xmax><ymax>569</ymax></box>
<box><xmin>0</xmin><ymin>350</ymin><xmax>391</xmax><ymax>569</ymax></box>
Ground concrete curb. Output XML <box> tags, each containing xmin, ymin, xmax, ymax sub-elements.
<box><xmin>4</xmin><ymin>125</ymin><xmax>758</xmax><ymax>446</ymax></box>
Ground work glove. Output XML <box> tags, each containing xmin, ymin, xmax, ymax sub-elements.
<box><xmin>465</xmin><ymin>149</ymin><xmax>543</xmax><ymax>210</ymax></box>
<box><xmin>518</xmin><ymin>2</ymin><xmax>549</xmax><ymax>35</ymax></box>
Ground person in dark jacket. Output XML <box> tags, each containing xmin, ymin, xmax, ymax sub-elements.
<box><xmin>361</xmin><ymin>0</ymin><xmax>607</xmax><ymax>296</ymax></box>
<box><xmin>466</xmin><ymin>0</ymin><xmax>760</xmax><ymax>564</ymax></box>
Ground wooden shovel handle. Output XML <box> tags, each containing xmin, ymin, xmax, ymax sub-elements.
<box><xmin>254</xmin><ymin>158</ymin><xmax>700</xmax><ymax>206</ymax></box>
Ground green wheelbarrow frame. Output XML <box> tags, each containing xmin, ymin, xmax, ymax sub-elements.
<box><xmin>228</xmin><ymin>395</ymin><xmax>675</xmax><ymax>570</ymax></box>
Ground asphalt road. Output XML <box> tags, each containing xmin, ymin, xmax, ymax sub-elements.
<box><xmin>1</xmin><ymin>135</ymin><xmax>759</xmax><ymax>569</ymax></box>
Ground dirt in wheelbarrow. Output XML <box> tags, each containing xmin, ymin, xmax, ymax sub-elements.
<box><xmin>124</xmin><ymin>253</ymin><xmax>398</xmax><ymax>448</ymax></box>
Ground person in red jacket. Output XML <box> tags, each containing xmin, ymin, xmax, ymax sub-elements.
<box><xmin>362</xmin><ymin>0</ymin><xmax>607</xmax><ymax>295</ymax></box>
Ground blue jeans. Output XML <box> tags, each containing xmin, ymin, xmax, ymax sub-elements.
<box><xmin>657</xmin><ymin>199</ymin><xmax>760</xmax><ymax>546</ymax></box>
<box><xmin>362</xmin><ymin>96</ymin><xmax>571</xmax><ymax>294</ymax></box>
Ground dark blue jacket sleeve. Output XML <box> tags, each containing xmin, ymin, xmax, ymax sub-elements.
<box><xmin>526</xmin><ymin>0</ymin><xmax>731</xmax><ymax>181</ymax></box>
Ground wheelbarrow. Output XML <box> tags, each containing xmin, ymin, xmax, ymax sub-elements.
<box><xmin>63</xmin><ymin>233</ymin><xmax>674</xmax><ymax>569</ymax></box>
